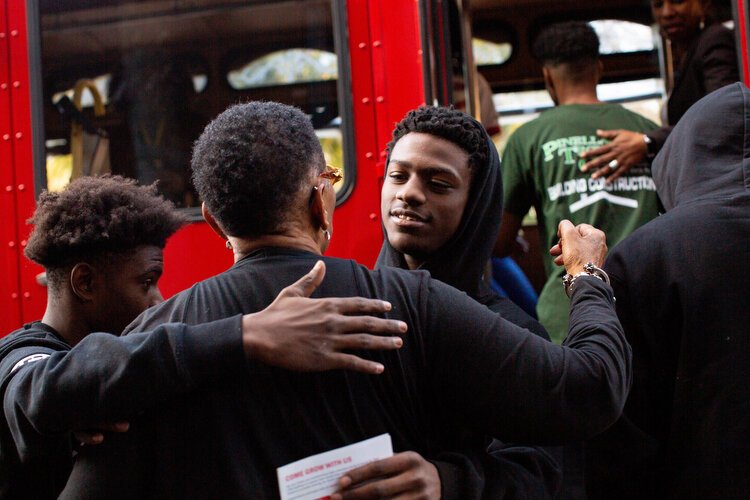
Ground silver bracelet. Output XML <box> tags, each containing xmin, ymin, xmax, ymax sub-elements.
<box><xmin>562</xmin><ymin>262</ymin><xmax>610</xmax><ymax>298</ymax></box>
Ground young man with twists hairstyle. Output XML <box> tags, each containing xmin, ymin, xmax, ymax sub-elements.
<box><xmin>0</xmin><ymin>175</ymin><xmax>406</xmax><ymax>499</ymax></box>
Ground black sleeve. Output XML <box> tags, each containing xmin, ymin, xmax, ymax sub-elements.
<box><xmin>646</xmin><ymin>126</ymin><xmax>672</xmax><ymax>153</ymax></box>
<box><xmin>0</xmin><ymin>342</ymin><xmax>74</xmax><ymax>498</ymax></box>
<box><xmin>486</xmin><ymin>294</ymin><xmax>551</xmax><ymax>341</ymax></box>
<box><xmin>3</xmin><ymin>316</ymin><xmax>244</xmax><ymax>459</ymax></box>
<box><xmin>425</xmin><ymin>275</ymin><xmax>630</xmax><ymax>444</ymax></box>
<box><xmin>429</xmin><ymin>441</ymin><xmax>560</xmax><ymax>499</ymax></box>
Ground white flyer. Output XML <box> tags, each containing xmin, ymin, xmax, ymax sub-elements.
<box><xmin>277</xmin><ymin>433</ymin><xmax>393</xmax><ymax>500</ymax></box>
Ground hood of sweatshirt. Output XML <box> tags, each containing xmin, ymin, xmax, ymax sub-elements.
<box><xmin>376</xmin><ymin>121</ymin><xmax>502</xmax><ymax>299</ymax></box>
<box><xmin>653</xmin><ymin>82</ymin><xmax>750</xmax><ymax>211</ymax></box>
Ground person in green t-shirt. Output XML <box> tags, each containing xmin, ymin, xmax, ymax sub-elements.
<box><xmin>495</xmin><ymin>21</ymin><xmax>660</xmax><ymax>344</ymax></box>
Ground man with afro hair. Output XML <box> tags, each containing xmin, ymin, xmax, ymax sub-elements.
<box><xmin>0</xmin><ymin>175</ymin><xmax>406</xmax><ymax>498</ymax></box>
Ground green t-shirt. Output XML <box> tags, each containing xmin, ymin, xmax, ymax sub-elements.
<box><xmin>502</xmin><ymin>103</ymin><xmax>659</xmax><ymax>343</ymax></box>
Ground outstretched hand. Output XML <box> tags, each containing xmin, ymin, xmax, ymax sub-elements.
<box><xmin>241</xmin><ymin>261</ymin><xmax>407</xmax><ymax>374</ymax></box>
<box><xmin>550</xmin><ymin>220</ymin><xmax>607</xmax><ymax>275</ymax></box>
<box><xmin>579</xmin><ymin>129</ymin><xmax>648</xmax><ymax>182</ymax></box>
<box><xmin>332</xmin><ymin>451</ymin><xmax>441</xmax><ymax>500</ymax></box>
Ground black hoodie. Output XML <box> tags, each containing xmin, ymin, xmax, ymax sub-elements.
<box><xmin>586</xmin><ymin>82</ymin><xmax>750</xmax><ymax>498</ymax></box>
<box><xmin>377</xmin><ymin>128</ymin><xmax>558</xmax><ymax>497</ymax></box>
<box><xmin>376</xmin><ymin>130</ymin><xmax>549</xmax><ymax>339</ymax></box>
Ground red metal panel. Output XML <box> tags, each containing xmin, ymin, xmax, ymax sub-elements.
<box><xmin>8</xmin><ymin>0</ymin><xmax>45</xmax><ymax>325</ymax></box>
<box><xmin>369</xmin><ymin>0</ymin><xmax>425</xmax><ymax>155</ymax></box>
<box><xmin>159</xmin><ymin>222</ymin><xmax>233</xmax><ymax>298</ymax></box>
<box><xmin>736</xmin><ymin>0</ymin><xmax>750</xmax><ymax>83</ymax></box>
<box><xmin>0</xmin><ymin>0</ymin><xmax>23</xmax><ymax>334</ymax></box>
<box><xmin>318</xmin><ymin>0</ymin><xmax>426</xmax><ymax>269</ymax></box>
<box><xmin>318</xmin><ymin>0</ymin><xmax>385</xmax><ymax>267</ymax></box>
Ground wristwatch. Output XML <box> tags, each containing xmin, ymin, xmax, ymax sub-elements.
<box><xmin>643</xmin><ymin>133</ymin><xmax>656</xmax><ymax>158</ymax></box>
<box><xmin>562</xmin><ymin>262</ymin><xmax>610</xmax><ymax>298</ymax></box>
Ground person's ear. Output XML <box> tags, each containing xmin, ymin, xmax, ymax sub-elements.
<box><xmin>309</xmin><ymin>183</ymin><xmax>330</xmax><ymax>231</ymax></box>
<box><xmin>202</xmin><ymin>202</ymin><xmax>228</xmax><ymax>240</ymax></box>
<box><xmin>70</xmin><ymin>263</ymin><xmax>95</xmax><ymax>302</ymax></box>
<box><xmin>596</xmin><ymin>60</ymin><xmax>604</xmax><ymax>83</ymax></box>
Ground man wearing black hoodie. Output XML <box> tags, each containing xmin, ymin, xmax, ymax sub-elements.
<box><xmin>585</xmin><ymin>82</ymin><xmax>750</xmax><ymax>498</ymax></box>
<box><xmin>342</xmin><ymin>106</ymin><xmax>558</xmax><ymax>498</ymax></box>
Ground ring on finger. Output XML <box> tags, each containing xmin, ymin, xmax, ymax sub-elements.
<box><xmin>607</xmin><ymin>159</ymin><xmax>619</xmax><ymax>170</ymax></box>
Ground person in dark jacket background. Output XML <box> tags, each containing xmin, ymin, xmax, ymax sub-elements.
<box><xmin>585</xmin><ymin>82</ymin><xmax>750</xmax><ymax>498</ymax></box>
<box><xmin>580</xmin><ymin>0</ymin><xmax>739</xmax><ymax>181</ymax></box>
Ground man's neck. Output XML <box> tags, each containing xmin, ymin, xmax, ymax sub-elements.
<box><xmin>42</xmin><ymin>298</ymin><xmax>90</xmax><ymax>347</ymax></box>
<box><xmin>228</xmin><ymin>232</ymin><xmax>322</xmax><ymax>263</ymax></box>
<box><xmin>557</xmin><ymin>91</ymin><xmax>601</xmax><ymax>106</ymax></box>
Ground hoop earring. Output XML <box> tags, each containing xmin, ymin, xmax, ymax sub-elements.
<box><xmin>700</xmin><ymin>17</ymin><xmax>705</xmax><ymax>30</ymax></box>
<box><xmin>225</xmin><ymin>240</ymin><xmax>232</xmax><ymax>250</ymax></box>
<box><xmin>324</xmin><ymin>230</ymin><xmax>331</xmax><ymax>241</ymax></box>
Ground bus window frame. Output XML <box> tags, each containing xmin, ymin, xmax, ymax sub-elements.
<box><xmin>25</xmin><ymin>0</ymin><xmax>356</xmax><ymax>209</ymax></box>
<box><xmin>26</xmin><ymin>0</ymin><xmax>46</xmax><ymax>197</ymax></box>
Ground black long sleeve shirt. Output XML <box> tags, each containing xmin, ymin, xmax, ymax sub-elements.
<box><xmin>63</xmin><ymin>248</ymin><xmax>630</xmax><ymax>499</ymax></box>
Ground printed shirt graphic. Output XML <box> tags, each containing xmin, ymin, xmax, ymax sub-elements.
<box><xmin>502</xmin><ymin>103</ymin><xmax>659</xmax><ymax>342</ymax></box>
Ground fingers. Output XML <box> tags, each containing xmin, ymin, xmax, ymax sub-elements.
<box><xmin>281</xmin><ymin>261</ymin><xmax>326</xmax><ymax>298</ymax></box>
<box><xmin>582</xmin><ymin>151</ymin><xmax>617</xmax><ymax>178</ymax></box>
<box><xmin>589</xmin><ymin>153</ymin><xmax>620</xmax><ymax>180</ymax></box>
<box><xmin>557</xmin><ymin>219</ymin><xmax>575</xmax><ymax>238</ymax></box>
<box><xmin>95</xmin><ymin>421</ymin><xmax>130</xmax><ymax>433</ymax></box>
<box><xmin>579</xmin><ymin>143</ymin><xmax>613</xmax><ymax>162</ymax></box>
<box><xmin>335</xmin><ymin>452</ymin><xmax>438</xmax><ymax>499</ymax></box>
<box><xmin>341</xmin><ymin>455</ymin><xmax>404</xmax><ymax>487</ymax></box>
<box><xmin>319</xmin><ymin>332</ymin><xmax>404</xmax><ymax>375</ymax></box>
<box><xmin>73</xmin><ymin>421</ymin><xmax>130</xmax><ymax>446</ymax></box>
<box><xmin>595</xmin><ymin>128</ymin><xmax>621</xmax><ymax>140</ymax></box>
<box><xmin>576</xmin><ymin>223</ymin><xmax>602</xmax><ymax>241</ymax></box>
<box><xmin>335</xmin><ymin>315</ymin><xmax>407</xmax><ymax>335</ymax></box>
<box><xmin>328</xmin><ymin>353</ymin><xmax>387</xmax><ymax>375</ymax></box>
<box><xmin>325</xmin><ymin>296</ymin><xmax>395</xmax><ymax>316</ymax></box>
<box><xmin>74</xmin><ymin>431</ymin><xmax>104</xmax><ymax>445</ymax></box>
<box><xmin>334</xmin><ymin>333</ymin><xmax>403</xmax><ymax>351</ymax></box>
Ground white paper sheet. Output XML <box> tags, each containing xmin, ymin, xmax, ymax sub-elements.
<box><xmin>277</xmin><ymin>433</ymin><xmax>393</xmax><ymax>500</ymax></box>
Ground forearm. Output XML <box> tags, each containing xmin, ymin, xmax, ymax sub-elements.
<box><xmin>429</xmin><ymin>278</ymin><xmax>629</xmax><ymax>444</ymax></box>
<box><xmin>5</xmin><ymin>316</ymin><xmax>244</xmax><ymax>437</ymax></box>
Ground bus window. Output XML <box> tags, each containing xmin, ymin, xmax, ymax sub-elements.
<box><xmin>473</xmin><ymin>38</ymin><xmax>512</xmax><ymax>66</ymax></box>
<box><xmin>34</xmin><ymin>0</ymin><xmax>353</xmax><ymax>208</ymax></box>
<box><xmin>227</xmin><ymin>48</ymin><xmax>346</xmax><ymax>192</ymax></box>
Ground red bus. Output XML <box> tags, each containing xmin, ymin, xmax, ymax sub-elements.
<box><xmin>0</xmin><ymin>0</ymin><xmax>747</xmax><ymax>334</ymax></box>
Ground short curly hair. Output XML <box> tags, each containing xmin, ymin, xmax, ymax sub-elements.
<box><xmin>25</xmin><ymin>175</ymin><xmax>185</xmax><ymax>287</ymax></box>
<box><xmin>191</xmin><ymin>101</ymin><xmax>325</xmax><ymax>237</ymax></box>
<box><xmin>387</xmin><ymin>106</ymin><xmax>488</xmax><ymax>170</ymax></box>
<box><xmin>533</xmin><ymin>21</ymin><xmax>600</xmax><ymax>67</ymax></box>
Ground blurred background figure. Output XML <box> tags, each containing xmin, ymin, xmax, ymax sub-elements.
<box><xmin>580</xmin><ymin>0</ymin><xmax>739</xmax><ymax>178</ymax></box>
